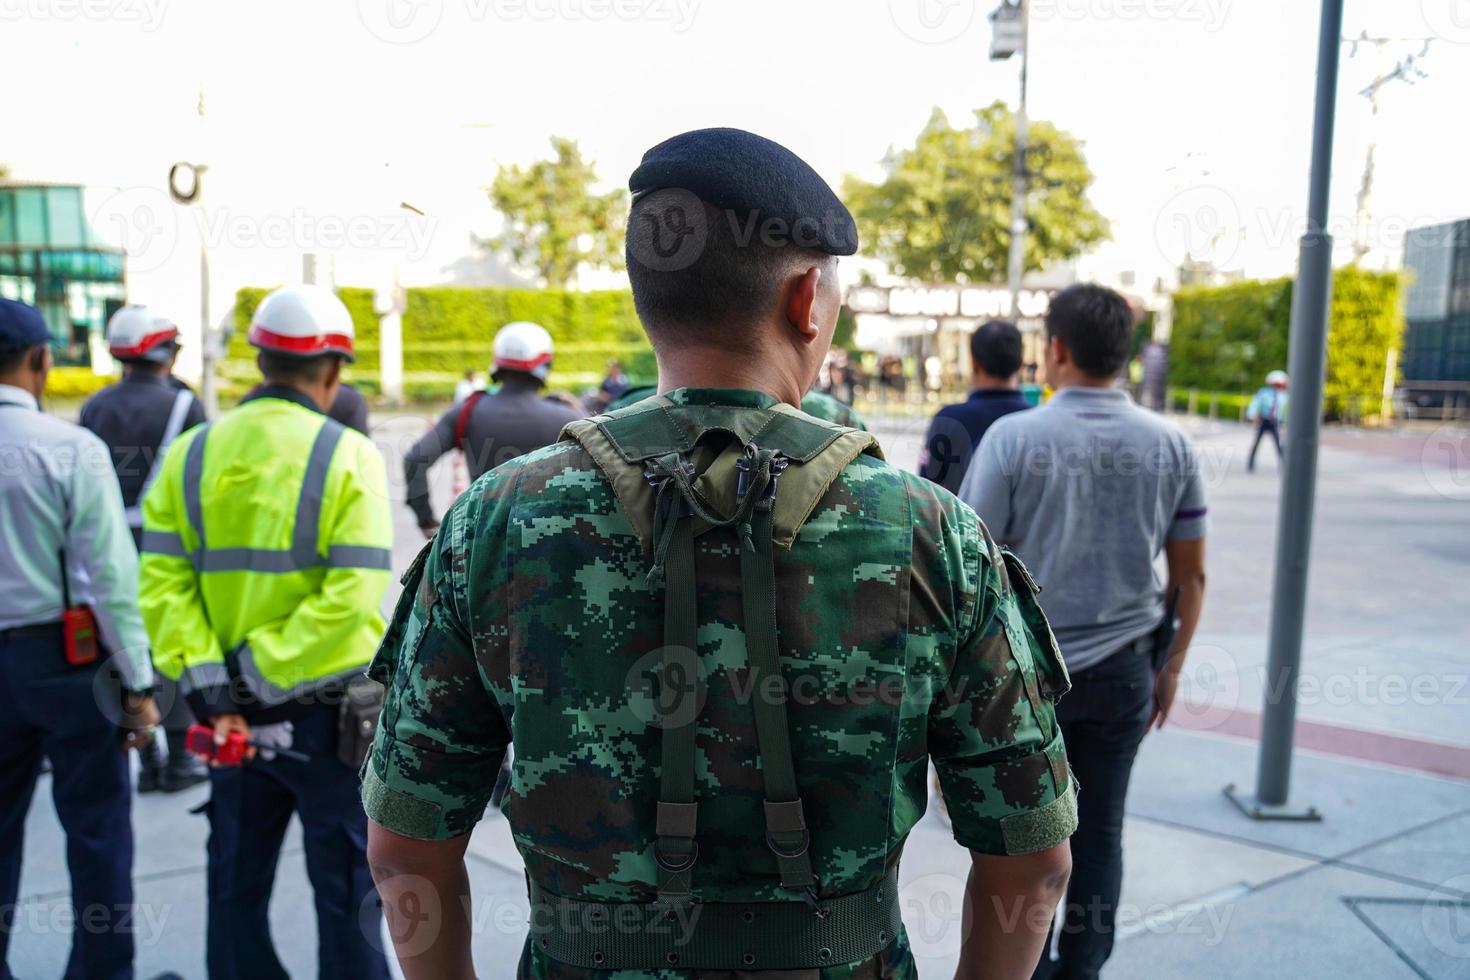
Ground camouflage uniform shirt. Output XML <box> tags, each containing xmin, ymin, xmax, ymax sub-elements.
<box><xmin>363</xmin><ymin>387</ymin><xmax>1075</xmax><ymax>978</ymax></box>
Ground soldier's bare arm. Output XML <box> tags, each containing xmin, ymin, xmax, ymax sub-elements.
<box><xmin>925</xmin><ymin>493</ymin><xmax>1077</xmax><ymax>977</ymax></box>
<box><xmin>366</xmin><ymin>823</ymin><xmax>476</xmax><ymax>980</ymax></box>
<box><xmin>957</xmin><ymin>842</ymin><xmax>1072</xmax><ymax>980</ymax></box>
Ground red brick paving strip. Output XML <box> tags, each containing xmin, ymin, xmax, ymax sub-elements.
<box><xmin>1171</xmin><ymin>701</ymin><xmax>1470</xmax><ymax>781</ymax></box>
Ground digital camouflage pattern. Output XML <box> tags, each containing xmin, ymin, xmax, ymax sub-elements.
<box><xmin>608</xmin><ymin>385</ymin><xmax>869</xmax><ymax>431</ymax></box>
<box><xmin>364</xmin><ymin>387</ymin><xmax>1075</xmax><ymax>979</ymax></box>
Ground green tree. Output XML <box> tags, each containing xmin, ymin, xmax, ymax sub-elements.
<box><xmin>488</xmin><ymin>137</ymin><xmax>627</xmax><ymax>288</ymax></box>
<box><xmin>843</xmin><ymin>104</ymin><xmax>1108</xmax><ymax>284</ymax></box>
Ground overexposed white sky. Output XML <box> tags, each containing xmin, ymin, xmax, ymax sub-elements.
<box><xmin>4</xmin><ymin>0</ymin><xmax>1469</xmax><ymax>360</ymax></box>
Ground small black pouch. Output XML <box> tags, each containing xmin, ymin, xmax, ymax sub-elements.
<box><xmin>337</xmin><ymin>674</ymin><xmax>385</xmax><ymax>769</ymax></box>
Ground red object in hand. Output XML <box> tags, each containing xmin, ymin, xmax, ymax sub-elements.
<box><xmin>185</xmin><ymin>723</ymin><xmax>249</xmax><ymax>766</ymax></box>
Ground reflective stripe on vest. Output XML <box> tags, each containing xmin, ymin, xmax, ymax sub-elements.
<box><xmin>150</xmin><ymin>417</ymin><xmax>390</xmax><ymax>572</ymax></box>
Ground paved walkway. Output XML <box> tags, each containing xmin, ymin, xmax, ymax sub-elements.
<box><xmin>10</xmin><ymin>409</ymin><xmax>1469</xmax><ymax>978</ymax></box>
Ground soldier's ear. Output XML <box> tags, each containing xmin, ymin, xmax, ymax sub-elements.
<box><xmin>784</xmin><ymin>266</ymin><xmax>823</xmax><ymax>343</ymax></box>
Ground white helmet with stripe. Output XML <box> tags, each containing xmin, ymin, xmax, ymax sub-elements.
<box><xmin>248</xmin><ymin>286</ymin><xmax>355</xmax><ymax>362</ymax></box>
<box><xmin>107</xmin><ymin>305</ymin><xmax>180</xmax><ymax>364</ymax></box>
<box><xmin>1266</xmin><ymin>370</ymin><xmax>1289</xmax><ymax>387</ymax></box>
<box><xmin>492</xmin><ymin>321</ymin><xmax>554</xmax><ymax>381</ymax></box>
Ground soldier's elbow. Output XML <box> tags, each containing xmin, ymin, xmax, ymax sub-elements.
<box><xmin>971</xmin><ymin>841</ymin><xmax>1072</xmax><ymax>898</ymax></box>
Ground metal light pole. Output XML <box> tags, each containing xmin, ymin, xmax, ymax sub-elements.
<box><xmin>1003</xmin><ymin>0</ymin><xmax>1030</xmax><ymax>324</ymax></box>
<box><xmin>1224</xmin><ymin>0</ymin><xmax>1345</xmax><ymax>822</ymax></box>
<box><xmin>170</xmin><ymin>84</ymin><xmax>218</xmax><ymax>415</ymax></box>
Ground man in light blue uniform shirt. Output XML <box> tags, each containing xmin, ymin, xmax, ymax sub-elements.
<box><xmin>960</xmin><ymin>284</ymin><xmax>1208</xmax><ymax>980</ymax></box>
<box><xmin>1245</xmin><ymin>369</ymin><xmax>1289</xmax><ymax>473</ymax></box>
<box><xmin>0</xmin><ymin>298</ymin><xmax>163</xmax><ymax>980</ymax></box>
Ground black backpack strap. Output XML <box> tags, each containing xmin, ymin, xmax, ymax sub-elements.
<box><xmin>737</xmin><ymin>450</ymin><xmax>822</xmax><ymax>911</ymax></box>
<box><xmin>647</xmin><ymin>460</ymin><xmax>701</xmax><ymax>906</ymax></box>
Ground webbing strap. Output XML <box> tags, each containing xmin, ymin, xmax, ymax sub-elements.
<box><xmin>528</xmin><ymin>866</ymin><xmax>902</xmax><ymax>972</ymax></box>
<box><xmin>740</xmin><ymin>497</ymin><xmax>815</xmax><ymax>894</ymax></box>
<box><xmin>127</xmin><ymin>388</ymin><xmax>195</xmax><ymax>529</ymax></box>
<box><xmin>654</xmin><ymin>490</ymin><xmax>700</xmax><ymax>904</ymax></box>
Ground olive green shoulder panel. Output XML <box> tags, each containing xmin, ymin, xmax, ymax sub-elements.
<box><xmin>559</xmin><ymin>399</ymin><xmax>884</xmax><ymax>553</ymax></box>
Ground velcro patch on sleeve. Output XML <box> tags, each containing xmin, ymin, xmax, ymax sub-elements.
<box><xmin>360</xmin><ymin>762</ymin><xmax>445</xmax><ymax>841</ymax></box>
<box><xmin>999</xmin><ymin>778</ymin><xmax>1079</xmax><ymax>855</ymax></box>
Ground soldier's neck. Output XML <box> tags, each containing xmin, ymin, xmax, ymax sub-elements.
<box><xmin>655</xmin><ymin>346</ymin><xmax>806</xmax><ymax>409</ymax></box>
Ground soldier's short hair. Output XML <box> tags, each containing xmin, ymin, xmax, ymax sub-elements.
<box><xmin>625</xmin><ymin>194</ymin><xmax>831</xmax><ymax>348</ymax></box>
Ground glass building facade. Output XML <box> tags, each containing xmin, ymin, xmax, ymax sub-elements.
<box><xmin>0</xmin><ymin>184</ymin><xmax>125</xmax><ymax>366</ymax></box>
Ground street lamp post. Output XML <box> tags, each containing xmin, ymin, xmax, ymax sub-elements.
<box><xmin>1224</xmin><ymin>0</ymin><xmax>1346</xmax><ymax>822</ymax></box>
<box><xmin>994</xmin><ymin>0</ymin><xmax>1030</xmax><ymax>324</ymax></box>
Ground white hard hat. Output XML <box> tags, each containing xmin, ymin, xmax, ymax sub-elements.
<box><xmin>248</xmin><ymin>286</ymin><xmax>355</xmax><ymax>362</ymax></box>
<box><xmin>1266</xmin><ymin>370</ymin><xmax>1289</xmax><ymax>386</ymax></box>
<box><xmin>107</xmin><ymin>305</ymin><xmax>180</xmax><ymax>364</ymax></box>
<box><xmin>492</xmin><ymin>321</ymin><xmax>554</xmax><ymax>381</ymax></box>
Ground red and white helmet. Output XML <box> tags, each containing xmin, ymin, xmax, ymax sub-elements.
<box><xmin>1266</xmin><ymin>370</ymin><xmax>1289</xmax><ymax>388</ymax></box>
<box><xmin>492</xmin><ymin>321</ymin><xmax>554</xmax><ymax>381</ymax></box>
<box><xmin>107</xmin><ymin>305</ymin><xmax>180</xmax><ymax>364</ymax></box>
<box><xmin>248</xmin><ymin>286</ymin><xmax>355</xmax><ymax>362</ymax></box>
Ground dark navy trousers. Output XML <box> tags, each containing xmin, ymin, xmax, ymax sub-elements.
<box><xmin>1033</xmin><ymin>644</ymin><xmax>1155</xmax><ymax>980</ymax></box>
<box><xmin>0</xmin><ymin>624</ymin><xmax>135</xmax><ymax>980</ymax></box>
<box><xmin>204</xmin><ymin>703</ymin><xmax>390</xmax><ymax>980</ymax></box>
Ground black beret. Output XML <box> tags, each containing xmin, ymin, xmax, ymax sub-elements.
<box><xmin>629</xmin><ymin>128</ymin><xmax>858</xmax><ymax>256</ymax></box>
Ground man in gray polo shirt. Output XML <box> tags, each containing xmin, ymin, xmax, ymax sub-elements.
<box><xmin>960</xmin><ymin>283</ymin><xmax>1207</xmax><ymax>980</ymax></box>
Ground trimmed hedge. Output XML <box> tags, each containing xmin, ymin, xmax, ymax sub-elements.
<box><xmin>226</xmin><ymin>285</ymin><xmax>653</xmax><ymax>400</ymax></box>
<box><xmin>45</xmin><ymin>366</ymin><xmax>114</xmax><ymax>399</ymax></box>
<box><xmin>1171</xmin><ymin>267</ymin><xmax>1403</xmax><ymax>418</ymax></box>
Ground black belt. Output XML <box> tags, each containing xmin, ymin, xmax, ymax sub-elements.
<box><xmin>0</xmin><ymin>621</ymin><xmax>62</xmax><ymax>643</ymax></box>
<box><xmin>527</xmin><ymin>866</ymin><xmax>902</xmax><ymax>972</ymax></box>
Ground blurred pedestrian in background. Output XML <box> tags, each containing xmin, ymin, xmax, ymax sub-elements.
<box><xmin>453</xmin><ymin>368</ymin><xmax>482</xmax><ymax>404</ymax></box>
<box><xmin>402</xmin><ymin>320</ymin><xmax>581</xmax><ymax>538</ymax></box>
<box><xmin>598</xmin><ymin>356</ymin><xmax>630</xmax><ymax>404</ymax></box>
<box><xmin>0</xmin><ymin>298</ymin><xmax>163</xmax><ymax>980</ymax></box>
<box><xmin>960</xmin><ymin>283</ymin><xmax>1208</xmax><ymax>980</ymax></box>
<box><xmin>918</xmin><ymin>319</ymin><xmax>1032</xmax><ymax>494</ymax></box>
<box><xmin>1246</xmin><ymin>369</ymin><xmax>1290</xmax><ymax>473</ymax></box>
<box><xmin>81</xmin><ymin>305</ymin><xmax>209</xmax><ymax>794</ymax></box>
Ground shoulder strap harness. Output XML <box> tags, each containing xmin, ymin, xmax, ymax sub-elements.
<box><xmin>563</xmin><ymin>397</ymin><xmax>880</xmax><ymax>913</ymax></box>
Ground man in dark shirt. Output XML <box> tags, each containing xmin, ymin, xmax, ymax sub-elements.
<box><xmin>401</xmin><ymin>321</ymin><xmax>582</xmax><ymax>536</ymax></box>
<box><xmin>80</xmin><ymin>305</ymin><xmax>209</xmax><ymax>794</ymax></box>
<box><xmin>329</xmin><ymin>381</ymin><xmax>371</xmax><ymax>435</ymax></box>
<box><xmin>918</xmin><ymin>319</ymin><xmax>1032</xmax><ymax>494</ymax></box>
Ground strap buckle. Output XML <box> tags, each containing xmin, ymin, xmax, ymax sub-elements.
<box><xmin>736</xmin><ymin>451</ymin><xmax>790</xmax><ymax>501</ymax></box>
<box><xmin>654</xmin><ymin>840</ymin><xmax>699</xmax><ymax>874</ymax></box>
<box><xmin>765</xmin><ymin>828</ymin><xmax>810</xmax><ymax>859</ymax></box>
